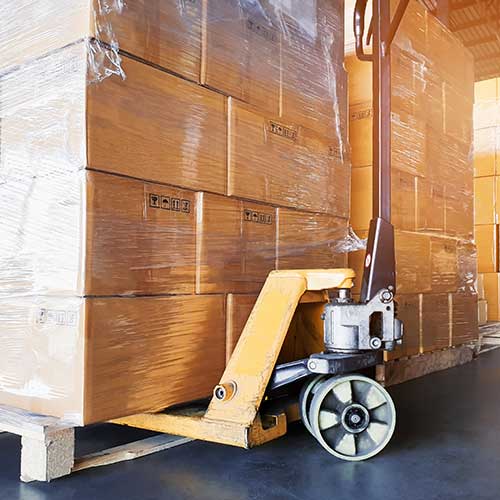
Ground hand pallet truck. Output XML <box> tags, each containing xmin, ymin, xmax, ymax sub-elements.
<box><xmin>113</xmin><ymin>0</ymin><xmax>410</xmax><ymax>462</ymax></box>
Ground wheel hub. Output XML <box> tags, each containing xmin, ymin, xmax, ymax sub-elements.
<box><xmin>341</xmin><ymin>404</ymin><xmax>370</xmax><ymax>433</ymax></box>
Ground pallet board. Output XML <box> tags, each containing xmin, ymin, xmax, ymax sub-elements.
<box><xmin>376</xmin><ymin>344</ymin><xmax>476</xmax><ymax>387</ymax></box>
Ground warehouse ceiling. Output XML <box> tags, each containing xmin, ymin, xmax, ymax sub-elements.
<box><xmin>424</xmin><ymin>0</ymin><xmax>500</xmax><ymax>81</ymax></box>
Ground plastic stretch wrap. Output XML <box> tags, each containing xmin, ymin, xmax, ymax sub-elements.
<box><xmin>347</xmin><ymin>0</ymin><xmax>477</xmax><ymax>356</ymax></box>
<box><xmin>474</xmin><ymin>77</ymin><xmax>500</xmax><ymax>321</ymax></box>
<box><xmin>0</xmin><ymin>0</ymin><xmax>356</xmax><ymax>423</ymax></box>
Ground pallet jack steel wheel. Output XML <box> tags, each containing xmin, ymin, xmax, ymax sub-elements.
<box><xmin>308</xmin><ymin>374</ymin><xmax>396</xmax><ymax>461</ymax></box>
<box><xmin>299</xmin><ymin>375</ymin><xmax>328</xmax><ymax>435</ymax></box>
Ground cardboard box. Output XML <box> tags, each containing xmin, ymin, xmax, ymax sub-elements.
<box><xmin>87</xmin><ymin>49</ymin><xmax>227</xmax><ymax>193</ymax></box>
<box><xmin>202</xmin><ymin>0</ymin><xmax>280</xmax><ymax>114</ymax></box>
<box><xmin>475</xmin><ymin>225</ymin><xmax>498</xmax><ymax>273</ymax></box>
<box><xmin>483</xmin><ymin>273</ymin><xmax>500</xmax><ymax>321</ymax></box>
<box><xmin>2</xmin><ymin>0</ymin><xmax>203</xmax><ymax>81</ymax></box>
<box><xmin>473</xmin><ymin>128</ymin><xmax>497</xmax><ymax>178</ymax></box>
<box><xmin>416</xmin><ymin>177</ymin><xmax>445</xmax><ymax>233</ymax></box>
<box><xmin>281</xmin><ymin>32</ymin><xmax>347</xmax><ymax>138</ymax></box>
<box><xmin>421</xmin><ymin>293</ymin><xmax>451</xmax><ymax>352</ymax></box>
<box><xmin>228</xmin><ymin>99</ymin><xmax>349</xmax><ymax>216</ymax></box>
<box><xmin>477</xmin><ymin>273</ymin><xmax>485</xmax><ymax>299</ymax></box>
<box><xmin>478</xmin><ymin>299</ymin><xmax>488</xmax><ymax>325</ymax></box>
<box><xmin>0</xmin><ymin>169</ymin><xmax>197</xmax><ymax>297</ymax></box>
<box><xmin>474</xmin><ymin>79</ymin><xmax>500</xmax><ymax>130</ymax></box>
<box><xmin>0</xmin><ymin>294</ymin><xmax>226</xmax><ymax>424</ymax></box>
<box><xmin>451</xmin><ymin>293</ymin><xmax>479</xmax><ymax>345</ymax></box>
<box><xmin>474</xmin><ymin>177</ymin><xmax>496</xmax><ymax>225</ymax></box>
<box><xmin>347</xmin><ymin>230</ymin><xmax>368</xmax><ymax>295</ymax></box>
<box><xmin>385</xmin><ymin>294</ymin><xmax>420</xmax><ymax>361</ymax></box>
<box><xmin>2</xmin><ymin>42</ymin><xmax>227</xmax><ymax>195</ymax></box>
<box><xmin>350</xmin><ymin>167</ymin><xmax>372</xmax><ymax>231</ymax></box>
<box><xmin>349</xmin><ymin>105</ymin><xmax>373</xmax><ymax>168</ymax></box>
<box><xmin>85</xmin><ymin>172</ymin><xmax>197</xmax><ymax>296</ymax></box>
<box><xmin>196</xmin><ymin>193</ymin><xmax>277</xmax><ymax>294</ymax></box>
<box><xmin>226</xmin><ymin>294</ymin><xmax>258</xmax><ymax>363</ymax></box>
<box><xmin>457</xmin><ymin>240</ymin><xmax>478</xmax><ymax>293</ymax></box>
<box><xmin>395</xmin><ymin>232</ymin><xmax>432</xmax><ymax>295</ymax></box>
<box><xmin>431</xmin><ymin>237</ymin><xmax>457</xmax><ymax>293</ymax></box>
<box><xmin>277</xmin><ymin>209</ymin><xmax>348</xmax><ymax>270</ymax></box>
<box><xmin>351</xmin><ymin>166</ymin><xmax>416</xmax><ymax>232</ymax></box>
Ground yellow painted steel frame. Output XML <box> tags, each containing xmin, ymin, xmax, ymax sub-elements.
<box><xmin>112</xmin><ymin>269</ymin><xmax>355</xmax><ymax>448</ymax></box>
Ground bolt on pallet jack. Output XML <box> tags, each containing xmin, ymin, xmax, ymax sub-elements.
<box><xmin>113</xmin><ymin>0</ymin><xmax>410</xmax><ymax>461</ymax></box>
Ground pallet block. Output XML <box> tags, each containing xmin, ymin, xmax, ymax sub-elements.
<box><xmin>0</xmin><ymin>404</ymin><xmax>190</xmax><ymax>482</ymax></box>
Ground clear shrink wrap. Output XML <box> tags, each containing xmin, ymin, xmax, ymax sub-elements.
<box><xmin>0</xmin><ymin>0</ymin><xmax>357</xmax><ymax>423</ymax></box>
<box><xmin>347</xmin><ymin>0</ymin><xmax>477</xmax><ymax>357</ymax></box>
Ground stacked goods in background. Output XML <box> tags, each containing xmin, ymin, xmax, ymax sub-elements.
<box><xmin>347</xmin><ymin>0</ymin><xmax>478</xmax><ymax>359</ymax></box>
<box><xmin>473</xmin><ymin>77</ymin><xmax>500</xmax><ymax>323</ymax></box>
<box><xmin>0</xmin><ymin>1</ymin><xmax>353</xmax><ymax>424</ymax></box>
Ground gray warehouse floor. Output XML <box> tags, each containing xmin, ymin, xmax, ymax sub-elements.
<box><xmin>0</xmin><ymin>348</ymin><xmax>499</xmax><ymax>500</ymax></box>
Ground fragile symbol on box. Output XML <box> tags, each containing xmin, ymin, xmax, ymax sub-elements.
<box><xmin>161</xmin><ymin>196</ymin><xmax>171</xmax><ymax>210</ymax></box>
<box><xmin>149</xmin><ymin>193</ymin><xmax>161</xmax><ymax>208</ymax></box>
<box><xmin>268</xmin><ymin>120</ymin><xmax>297</xmax><ymax>141</ymax></box>
<box><xmin>148</xmin><ymin>193</ymin><xmax>191</xmax><ymax>214</ymax></box>
<box><xmin>244</xmin><ymin>208</ymin><xmax>273</xmax><ymax>225</ymax></box>
<box><xmin>351</xmin><ymin>108</ymin><xmax>372</xmax><ymax>121</ymax></box>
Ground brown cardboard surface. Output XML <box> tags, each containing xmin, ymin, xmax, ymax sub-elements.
<box><xmin>475</xmin><ymin>224</ymin><xmax>498</xmax><ymax>273</ymax></box>
<box><xmin>421</xmin><ymin>293</ymin><xmax>451</xmax><ymax>353</ymax></box>
<box><xmin>277</xmin><ymin>209</ymin><xmax>348</xmax><ymax>270</ymax></box>
<box><xmin>202</xmin><ymin>0</ymin><xmax>280</xmax><ymax>115</ymax></box>
<box><xmin>395</xmin><ymin>231</ymin><xmax>432</xmax><ymax>295</ymax></box>
<box><xmin>196</xmin><ymin>193</ymin><xmax>277</xmax><ymax>294</ymax></box>
<box><xmin>483</xmin><ymin>273</ymin><xmax>500</xmax><ymax>321</ymax></box>
<box><xmin>451</xmin><ymin>293</ymin><xmax>479</xmax><ymax>346</ymax></box>
<box><xmin>84</xmin><ymin>295</ymin><xmax>226</xmax><ymax>423</ymax></box>
<box><xmin>97</xmin><ymin>0</ymin><xmax>203</xmax><ymax>82</ymax></box>
<box><xmin>431</xmin><ymin>237</ymin><xmax>458</xmax><ymax>293</ymax></box>
<box><xmin>477</xmin><ymin>273</ymin><xmax>485</xmax><ymax>300</ymax></box>
<box><xmin>478</xmin><ymin>299</ymin><xmax>488</xmax><ymax>325</ymax></box>
<box><xmin>416</xmin><ymin>177</ymin><xmax>445</xmax><ymax>233</ymax></box>
<box><xmin>350</xmin><ymin>166</ymin><xmax>372</xmax><ymax>231</ymax></box>
<box><xmin>0</xmin><ymin>294</ymin><xmax>226</xmax><ymax>424</ymax></box>
<box><xmin>228</xmin><ymin>98</ymin><xmax>349</xmax><ymax>216</ymax></box>
<box><xmin>225</xmin><ymin>294</ymin><xmax>258</xmax><ymax>363</ymax></box>
<box><xmin>87</xmin><ymin>52</ymin><xmax>227</xmax><ymax>194</ymax></box>
<box><xmin>474</xmin><ymin>128</ymin><xmax>497</xmax><ymax>178</ymax></box>
<box><xmin>474</xmin><ymin>177</ymin><xmax>496</xmax><ymax>225</ymax></box>
<box><xmin>85</xmin><ymin>171</ymin><xmax>197</xmax><ymax>296</ymax></box>
<box><xmin>385</xmin><ymin>294</ymin><xmax>420</xmax><ymax>361</ymax></box>
<box><xmin>2</xmin><ymin>0</ymin><xmax>203</xmax><ymax>81</ymax></box>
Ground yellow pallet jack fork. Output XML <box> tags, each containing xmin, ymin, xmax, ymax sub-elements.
<box><xmin>113</xmin><ymin>0</ymin><xmax>410</xmax><ymax>462</ymax></box>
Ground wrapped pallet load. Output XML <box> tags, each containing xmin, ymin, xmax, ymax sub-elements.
<box><xmin>347</xmin><ymin>0</ymin><xmax>478</xmax><ymax>358</ymax></box>
<box><xmin>0</xmin><ymin>0</ymin><xmax>360</xmax><ymax>424</ymax></box>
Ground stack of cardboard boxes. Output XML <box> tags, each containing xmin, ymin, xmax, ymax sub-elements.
<box><xmin>473</xmin><ymin>78</ymin><xmax>500</xmax><ymax>323</ymax></box>
<box><xmin>347</xmin><ymin>0</ymin><xmax>478</xmax><ymax>358</ymax></box>
<box><xmin>0</xmin><ymin>1</ymin><xmax>349</xmax><ymax>423</ymax></box>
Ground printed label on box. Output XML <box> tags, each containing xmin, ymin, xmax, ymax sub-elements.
<box><xmin>37</xmin><ymin>309</ymin><xmax>79</xmax><ymax>327</ymax></box>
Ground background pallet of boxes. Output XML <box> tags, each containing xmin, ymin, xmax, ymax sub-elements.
<box><xmin>347</xmin><ymin>0</ymin><xmax>478</xmax><ymax>359</ymax></box>
<box><xmin>474</xmin><ymin>77</ymin><xmax>500</xmax><ymax>323</ymax></box>
<box><xmin>0</xmin><ymin>0</ymin><xmax>357</xmax><ymax>424</ymax></box>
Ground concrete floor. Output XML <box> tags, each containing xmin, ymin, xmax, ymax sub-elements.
<box><xmin>1</xmin><ymin>348</ymin><xmax>499</xmax><ymax>500</ymax></box>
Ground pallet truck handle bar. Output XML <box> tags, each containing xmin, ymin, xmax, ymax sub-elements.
<box><xmin>354</xmin><ymin>0</ymin><xmax>372</xmax><ymax>61</ymax></box>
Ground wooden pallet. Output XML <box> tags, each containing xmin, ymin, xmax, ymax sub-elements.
<box><xmin>0</xmin><ymin>404</ymin><xmax>190</xmax><ymax>482</ymax></box>
<box><xmin>375</xmin><ymin>344</ymin><xmax>477</xmax><ymax>387</ymax></box>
